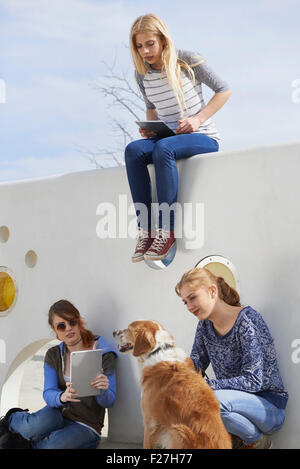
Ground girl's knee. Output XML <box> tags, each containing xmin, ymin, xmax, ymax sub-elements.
<box><xmin>214</xmin><ymin>390</ymin><xmax>232</xmax><ymax>415</ymax></box>
<box><xmin>153</xmin><ymin>138</ymin><xmax>171</xmax><ymax>153</ymax></box>
<box><xmin>10</xmin><ymin>406</ymin><xmax>63</xmax><ymax>441</ymax></box>
<box><xmin>124</xmin><ymin>139</ymin><xmax>145</xmax><ymax>163</ymax></box>
<box><xmin>125</xmin><ymin>141</ymin><xmax>136</xmax><ymax>163</ymax></box>
<box><xmin>152</xmin><ymin>139</ymin><xmax>173</xmax><ymax>163</ymax></box>
<box><xmin>9</xmin><ymin>411</ymin><xmax>34</xmax><ymax>439</ymax></box>
<box><xmin>267</xmin><ymin>410</ymin><xmax>286</xmax><ymax>435</ymax></box>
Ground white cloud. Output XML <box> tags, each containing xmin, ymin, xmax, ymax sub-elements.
<box><xmin>6</xmin><ymin>75</ymin><xmax>100</xmax><ymax>122</ymax></box>
<box><xmin>0</xmin><ymin>0</ymin><xmax>139</xmax><ymax>179</ymax></box>
<box><xmin>1</xmin><ymin>0</ymin><xmax>300</xmax><ymax>182</ymax></box>
<box><xmin>2</xmin><ymin>70</ymin><xmax>139</xmax><ymax>158</ymax></box>
<box><xmin>1</xmin><ymin>0</ymin><xmax>133</xmax><ymax>42</ymax></box>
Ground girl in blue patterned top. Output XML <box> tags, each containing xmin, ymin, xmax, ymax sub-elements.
<box><xmin>176</xmin><ymin>267</ymin><xmax>288</xmax><ymax>449</ymax></box>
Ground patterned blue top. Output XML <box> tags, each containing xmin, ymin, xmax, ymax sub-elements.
<box><xmin>190</xmin><ymin>306</ymin><xmax>288</xmax><ymax>409</ymax></box>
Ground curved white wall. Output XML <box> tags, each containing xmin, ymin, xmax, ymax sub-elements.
<box><xmin>0</xmin><ymin>141</ymin><xmax>299</xmax><ymax>448</ymax></box>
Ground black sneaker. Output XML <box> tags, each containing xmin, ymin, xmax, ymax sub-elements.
<box><xmin>0</xmin><ymin>408</ymin><xmax>28</xmax><ymax>438</ymax></box>
<box><xmin>0</xmin><ymin>431</ymin><xmax>31</xmax><ymax>449</ymax></box>
<box><xmin>0</xmin><ymin>408</ymin><xmax>30</xmax><ymax>449</ymax></box>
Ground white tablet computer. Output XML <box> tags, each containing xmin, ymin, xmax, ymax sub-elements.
<box><xmin>136</xmin><ymin>120</ymin><xmax>175</xmax><ymax>138</ymax></box>
<box><xmin>70</xmin><ymin>349</ymin><xmax>102</xmax><ymax>398</ymax></box>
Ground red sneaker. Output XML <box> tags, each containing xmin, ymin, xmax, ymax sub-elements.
<box><xmin>242</xmin><ymin>434</ymin><xmax>273</xmax><ymax>449</ymax></box>
<box><xmin>131</xmin><ymin>228</ymin><xmax>153</xmax><ymax>263</ymax></box>
<box><xmin>144</xmin><ymin>228</ymin><xmax>176</xmax><ymax>261</ymax></box>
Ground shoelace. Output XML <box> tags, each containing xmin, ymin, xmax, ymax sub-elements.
<box><xmin>148</xmin><ymin>228</ymin><xmax>170</xmax><ymax>253</ymax></box>
<box><xmin>135</xmin><ymin>228</ymin><xmax>150</xmax><ymax>252</ymax></box>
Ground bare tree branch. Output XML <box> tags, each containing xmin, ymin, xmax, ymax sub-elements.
<box><xmin>80</xmin><ymin>46</ymin><xmax>145</xmax><ymax>169</ymax></box>
<box><xmin>92</xmin><ymin>81</ymin><xmax>143</xmax><ymax>119</ymax></box>
<box><xmin>76</xmin><ymin>144</ymin><xmax>125</xmax><ymax>169</ymax></box>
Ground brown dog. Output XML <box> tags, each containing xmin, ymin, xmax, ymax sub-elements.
<box><xmin>113</xmin><ymin>320</ymin><xmax>232</xmax><ymax>449</ymax></box>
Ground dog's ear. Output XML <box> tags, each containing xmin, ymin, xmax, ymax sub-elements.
<box><xmin>133</xmin><ymin>328</ymin><xmax>156</xmax><ymax>357</ymax></box>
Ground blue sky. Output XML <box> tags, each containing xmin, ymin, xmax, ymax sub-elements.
<box><xmin>0</xmin><ymin>0</ymin><xmax>299</xmax><ymax>182</ymax></box>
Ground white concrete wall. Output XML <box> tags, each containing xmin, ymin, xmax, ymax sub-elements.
<box><xmin>0</xmin><ymin>141</ymin><xmax>300</xmax><ymax>448</ymax></box>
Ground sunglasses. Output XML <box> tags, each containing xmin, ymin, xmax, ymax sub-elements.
<box><xmin>55</xmin><ymin>318</ymin><xmax>78</xmax><ymax>332</ymax></box>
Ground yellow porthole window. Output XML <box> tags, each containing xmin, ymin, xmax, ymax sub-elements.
<box><xmin>0</xmin><ymin>268</ymin><xmax>17</xmax><ymax>317</ymax></box>
<box><xmin>195</xmin><ymin>255</ymin><xmax>240</xmax><ymax>293</ymax></box>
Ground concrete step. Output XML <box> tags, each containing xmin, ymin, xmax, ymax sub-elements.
<box><xmin>99</xmin><ymin>437</ymin><xmax>143</xmax><ymax>449</ymax></box>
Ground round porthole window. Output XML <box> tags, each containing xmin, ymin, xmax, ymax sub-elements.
<box><xmin>0</xmin><ymin>267</ymin><xmax>18</xmax><ymax>317</ymax></box>
<box><xmin>0</xmin><ymin>226</ymin><xmax>10</xmax><ymax>243</ymax></box>
<box><xmin>25</xmin><ymin>250</ymin><xmax>38</xmax><ymax>268</ymax></box>
<box><xmin>195</xmin><ymin>255</ymin><xmax>240</xmax><ymax>293</ymax></box>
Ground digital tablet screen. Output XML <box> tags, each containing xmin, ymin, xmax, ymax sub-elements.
<box><xmin>70</xmin><ymin>349</ymin><xmax>102</xmax><ymax>398</ymax></box>
<box><xmin>136</xmin><ymin>120</ymin><xmax>175</xmax><ymax>138</ymax></box>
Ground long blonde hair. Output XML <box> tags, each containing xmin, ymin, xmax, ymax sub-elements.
<box><xmin>130</xmin><ymin>14</ymin><xmax>198</xmax><ymax>115</ymax></box>
<box><xmin>175</xmin><ymin>267</ymin><xmax>241</xmax><ymax>307</ymax></box>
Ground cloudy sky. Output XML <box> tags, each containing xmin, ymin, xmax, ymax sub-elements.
<box><xmin>0</xmin><ymin>0</ymin><xmax>299</xmax><ymax>182</ymax></box>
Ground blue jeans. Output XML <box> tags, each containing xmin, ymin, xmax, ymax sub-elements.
<box><xmin>8</xmin><ymin>406</ymin><xmax>100</xmax><ymax>449</ymax></box>
<box><xmin>125</xmin><ymin>133</ymin><xmax>219</xmax><ymax>231</ymax></box>
<box><xmin>214</xmin><ymin>390</ymin><xmax>286</xmax><ymax>444</ymax></box>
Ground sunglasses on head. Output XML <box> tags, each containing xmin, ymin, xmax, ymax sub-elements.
<box><xmin>56</xmin><ymin>318</ymin><xmax>78</xmax><ymax>331</ymax></box>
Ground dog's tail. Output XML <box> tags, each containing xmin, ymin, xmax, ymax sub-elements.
<box><xmin>169</xmin><ymin>424</ymin><xmax>231</xmax><ymax>449</ymax></box>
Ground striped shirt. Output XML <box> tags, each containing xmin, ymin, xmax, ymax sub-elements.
<box><xmin>135</xmin><ymin>49</ymin><xmax>230</xmax><ymax>142</ymax></box>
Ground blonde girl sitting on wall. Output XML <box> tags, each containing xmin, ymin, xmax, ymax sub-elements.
<box><xmin>125</xmin><ymin>14</ymin><xmax>231</xmax><ymax>262</ymax></box>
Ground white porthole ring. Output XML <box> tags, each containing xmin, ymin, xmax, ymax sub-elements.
<box><xmin>195</xmin><ymin>255</ymin><xmax>240</xmax><ymax>294</ymax></box>
<box><xmin>0</xmin><ymin>267</ymin><xmax>18</xmax><ymax>317</ymax></box>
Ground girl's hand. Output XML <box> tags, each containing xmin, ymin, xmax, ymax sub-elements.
<box><xmin>176</xmin><ymin>116</ymin><xmax>202</xmax><ymax>134</ymax></box>
<box><xmin>139</xmin><ymin>127</ymin><xmax>157</xmax><ymax>138</ymax></box>
<box><xmin>60</xmin><ymin>382</ymin><xmax>81</xmax><ymax>403</ymax></box>
<box><xmin>91</xmin><ymin>369</ymin><xmax>109</xmax><ymax>391</ymax></box>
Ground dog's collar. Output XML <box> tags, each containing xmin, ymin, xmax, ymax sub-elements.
<box><xmin>147</xmin><ymin>343</ymin><xmax>174</xmax><ymax>359</ymax></box>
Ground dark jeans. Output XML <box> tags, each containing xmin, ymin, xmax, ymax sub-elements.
<box><xmin>125</xmin><ymin>133</ymin><xmax>219</xmax><ymax>231</ymax></box>
<box><xmin>9</xmin><ymin>406</ymin><xmax>100</xmax><ymax>449</ymax></box>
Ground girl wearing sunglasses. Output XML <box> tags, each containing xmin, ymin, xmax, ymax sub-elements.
<box><xmin>0</xmin><ymin>300</ymin><xmax>117</xmax><ymax>449</ymax></box>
